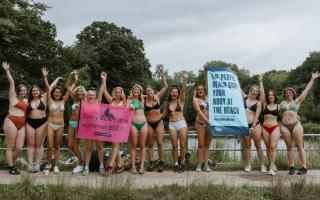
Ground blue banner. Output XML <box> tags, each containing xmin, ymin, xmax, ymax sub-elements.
<box><xmin>208</xmin><ymin>67</ymin><xmax>248</xmax><ymax>136</ymax></box>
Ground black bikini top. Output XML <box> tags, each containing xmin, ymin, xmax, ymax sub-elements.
<box><xmin>144</xmin><ymin>97</ymin><xmax>161</xmax><ymax>112</ymax></box>
<box><xmin>244</xmin><ymin>97</ymin><xmax>257</xmax><ymax>112</ymax></box>
<box><xmin>167</xmin><ymin>101</ymin><xmax>182</xmax><ymax>113</ymax></box>
<box><xmin>27</xmin><ymin>100</ymin><xmax>46</xmax><ymax>111</ymax></box>
<box><xmin>262</xmin><ymin>104</ymin><xmax>278</xmax><ymax>116</ymax></box>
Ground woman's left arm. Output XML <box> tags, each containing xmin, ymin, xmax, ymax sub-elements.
<box><xmin>296</xmin><ymin>72</ymin><xmax>320</xmax><ymax>104</ymax></box>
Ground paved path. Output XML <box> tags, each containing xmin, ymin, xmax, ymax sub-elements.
<box><xmin>0</xmin><ymin>170</ymin><xmax>319</xmax><ymax>188</ymax></box>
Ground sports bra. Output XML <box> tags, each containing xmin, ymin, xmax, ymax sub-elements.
<box><xmin>244</xmin><ymin>97</ymin><xmax>257</xmax><ymax>112</ymax></box>
<box><xmin>144</xmin><ymin>97</ymin><xmax>160</xmax><ymax>112</ymax></box>
<box><xmin>262</xmin><ymin>104</ymin><xmax>278</xmax><ymax>116</ymax></box>
<box><xmin>199</xmin><ymin>102</ymin><xmax>208</xmax><ymax>110</ymax></box>
<box><xmin>131</xmin><ymin>99</ymin><xmax>143</xmax><ymax>111</ymax></box>
<box><xmin>281</xmin><ymin>101</ymin><xmax>299</xmax><ymax>113</ymax></box>
<box><xmin>167</xmin><ymin>101</ymin><xmax>182</xmax><ymax>113</ymax></box>
<box><xmin>27</xmin><ymin>100</ymin><xmax>46</xmax><ymax>111</ymax></box>
<box><xmin>49</xmin><ymin>101</ymin><xmax>65</xmax><ymax>112</ymax></box>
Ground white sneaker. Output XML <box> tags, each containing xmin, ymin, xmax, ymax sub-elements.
<box><xmin>269</xmin><ymin>168</ymin><xmax>276</xmax><ymax>176</ymax></box>
<box><xmin>53</xmin><ymin>166</ymin><xmax>60</xmax><ymax>174</ymax></box>
<box><xmin>244</xmin><ymin>164</ymin><xmax>251</xmax><ymax>172</ymax></box>
<box><xmin>274</xmin><ymin>165</ymin><xmax>278</xmax><ymax>172</ymax></box>
<box><xmin>44</xmin><ymin>164</ymin><xmax>52</xmax><ymax>175</ymax></box>
<box><xmin>196</xmin><ymin>164</ymin><xmax>201</xmax><ymax>172</ymax></box>
<box><xmin>72</xmin><ymin>165</ymin><xmax>84</xmax><ymax>174</ymax></box>
<box><xmin>204</xmin><ymin>165</ymin><xmax>212</xmax><ymax>172</ymax></box>
<box><xmin>261</xmin><ymin>165</ymin><xmax>267</xmax><ymax>173</ymax></box>
<box><xmin>28</xmin><ymin>164</ymin><xmax>35</xmax><ymax>173</ymax></box>
<box><xmin>34</xmin><ymin>164</ymin><xmax>40</xmax><ymax>173</ymax></box>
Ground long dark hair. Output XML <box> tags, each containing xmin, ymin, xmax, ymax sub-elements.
<box><xmin>167</xmin><ymin>84</ymin><xmax>180</xmax><ymax>102</ymax></box>
<box><xmin>28</xmin><ymin>85</ymin><xmax>42</xmax><ymax>102</ymax></box>
<box><xmin>266</xmin><ymin>90</ymin><xmax>277</xmax><ymax>104</ymax></box>
<box><xmin>51</xmin><ymin>86</ymin><xmax>63</xmax><ymax>101</ymax></box>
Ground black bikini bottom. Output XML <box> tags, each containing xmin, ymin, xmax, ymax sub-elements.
<box><xmin>147</xmin><ymin>119</ymin><xmax>163</xmax><ymax>130</ymax></box>
<box><xmin>26</xmin><ymin>117</ymin><xmax>47</xmax><ymax>129</ymax></box>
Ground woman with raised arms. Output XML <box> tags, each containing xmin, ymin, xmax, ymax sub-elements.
<box><xmin>145</xmin><ymin>67</ymin><xmax>168</xmax><ymax>172</ymax></box>
<box><xmin>128</xmin><ymin>84</ymin><xmax>148</xmax><ymax>174</ymax></box>
<box><xmin>259</xmin><ymin>75</ymin><xmax>281</xmax><ymax>175</ymax></box>
<box><xmin>166</xmin><ymin>71</ymin><xmax>189</xmax><ymax>172</ymax></box>
<box><xmin>2</xmin><ymin>62</ymin><xmax>28</xmax><ymax>175</ymax></box>
<box><xmin>103</xmin><ymin>73</ymin><xmax>127</xmax><ymax>176</ymax></box>
<box><xmin>68</xmin><ymin>75</ymin><xmax>87</xmax><ymax>174</ymax></box>
<box><xmin>41</xmin><ymin>67</ymin><xmax>77</xmax><ymax>174</ymax></box>
<box><xmin>82</xmin><ymin>72</ymin><xmax>106</xmax><ymax>176</ymax></box>
<box><xmin>242</xmin><ymin>84</ymin><xmax>266</xmax><ymax>173</ymax></box>
<box><xmin>281</xmin><ymin>72</ymin><xmax>319</xmax><ymax>175</ymax></box>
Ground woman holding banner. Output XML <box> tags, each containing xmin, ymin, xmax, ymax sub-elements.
<box><xmin>259</xmin><ymin>75</ymin><xmax>281</xmax><ymax>176</ymax></box>
<box><xmin>242</xmin><ymin>85</ymin><xmax>266</xmax><ymax>173</ymax></box>
<box><xmin>68</xmin><ymin>79</ymin><xmax>87</xmax><ymax>174</ymax></box>
<box><xmin>2</xmin><ymin>62</ymin><xmax>28</xmax><ymax>175</ymax></box>
<box><xmin>128</xmin><ymin>84</ymin><xmax>148</xmax><ymax>174</ymax></box>
<box><xmin>166</xmin><ymin>71</ymin><xmax>189</xmax><ymax>172</ymax></box>
<box><xmin>280</xmin><ymin>72</ymin><xmax>319</xmax><ymax>175</ymax></box>
<box><xmin>41</xmin><ymin>67</ymin><xmax>76</xmax><ymax>175</ymax></box>
<box><xmin>145</xmin><ymin>67</ymin><xmax>168</xmax><ymax>172</ymax></box>
<box><xmin>193</xmin><ymin>82</ymin><xmax>212</xmax><ymax>172</ymax></box>
<box><xmin>82</xmin><ymin>73</ymin><xmax>106</xmax><ymax>176</ymax></box>
<box><xmin>103</xmin><ymin>76</ymin><xmax>126</xmax><ymax>176</ymax></box>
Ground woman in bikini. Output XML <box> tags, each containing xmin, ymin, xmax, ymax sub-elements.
<box><xmin>68</xmin><ymin>82</ymin><xmax>87</xmax><ymax>174</ymax></box>
<box><xmin>166</xmin><ymin>71</ymin><xmax>188</xmax><ymax>172</ymax></box>
<box><xmin>82</xmin><ymin>73</ymin><xmax>106</xmax><ymax>176</ymax></box>
<box><xmin>2</xmin><ymin>62</ymin><xmax>28</xmax><ymax>175</ymax></box>
<box><xmin>41</xmin><ymin>67</ymin><xmax>77</xmax><ymax>174</ymax></box>
<box><xmin>281</xmin><ymin>72</ymin><xmax>319</xmax><ymax>175</ymax></box>
<box><xmin>26</xmin><ymin>78</ymin><xmax>48</xmax><ymax>173</ymax></box>
<box><xmin>145</xmin><ymin>67</ymin><xmax>168</xmax><ymax>172</ymax></box>
<box><xmin>103</xmin><ymin>73</ymin><xmax>127</xmax><ymax>176</ymax></box>
<box><xmin>259</xmin><ymin>75</ymin><xmax>281</xmax><ymax>175</ymax></box>
<box><xmin>128</xmin><ymin>84</ymin><xmax>148</xmax><ymax>174</ymax></box>
<box><xmin>193</xmin><ymin>83</ymin><xmax>211</xmax><ymax>172</ymax></box>
<box><xmin>242</xmin><ymin>85</ymin><xmax>266</xmax><ymax>173</ymax></box>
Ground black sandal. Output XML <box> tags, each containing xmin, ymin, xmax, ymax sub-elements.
<box><xmin>9</xmin><ymin>166</ymin><xmax>21</xmax><ymax>175</ymax></box>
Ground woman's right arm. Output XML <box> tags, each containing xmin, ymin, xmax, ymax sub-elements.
<box><xmin>102</xmin><ymin>73</ymin><xmax>113</xmax><ymax>103</ymax></box>
<box><xmin>179</xmin><ymin>71</ymin><xmax>189</xmax><ymax>103</ymax></box>
<box><xmin>155</xmin><ymin>67</ymin><xmax>168</xmax><ymax>99</ymax></box>
<box><xmin>2</xmin><ymin>62</ymin><xmax>16</xmax><ymax>100</ymax></box>
<box><xmin>259</xmin><ymin>75</ymin><xmax>265</xmax><ymax>105</ymax></box>
<box><xmin>41</xmin><ymin>67</ymin><xmax>51</xmax><ymax>104</ymax></box>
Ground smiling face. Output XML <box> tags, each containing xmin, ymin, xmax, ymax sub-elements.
<box><xmin>250</xmin><ymin>86</ymin><xmax>260</xmax><ymax>99</ymax></box>
<box><xmin>31</xmin><ymin>86</ymin><xmax>41</xmax><ymax>99</ymax></box>
<box><xmin>170</xmin><ymin>88</ymin><xmax>179</xmax><ymax>100</ymax></box>
<box><xmin>132</xmin><ymin>87</ymin><xmax>141</xmax><ymax>97</ymax></box>
<box><xmin>52</xmin><ymin>88</ymin><xmax>62</xmax><ymax>100</ymax></box>
<box><xmin>19</xmin><ymin>86</ymin><xmax>27</xmax><ymax>99</ymax></box>
<box><xmin>284</xmin><ymin>90</ymin><xmax>294</xmax><ymax>100</ymax></box>
<box><xmin>76</xmin><ymin>87</ymin><xmax>86</xmax><ymax>100</ymax></box>
<box><xmin>113</xmin><ymin>88</ymin><xmax>123</xmax><ymax>100</ymax></box>
<box><xmin>196</xmin><ymin>86</ymin><xmax>205</xmax><ymax>97</ymax></box>
<box><xmin>145</xmin><ymin>87</ymin><xmax>154</xmax><ymax>97</ymax></box>
<box><xmin>267</xmin><ymin>91</ymin><xmax>276</xmax><ymax>104</ymax></box>
<box><xmin>87</xmin><ymin>90</ymin><xmax>96</xmax><ymax>101</ymax></box>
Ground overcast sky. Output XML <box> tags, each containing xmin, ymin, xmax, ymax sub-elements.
<box><xmin>42</xmin><ymin>0</ymin><xmax>320</xmax><ymax>75</ymax></box>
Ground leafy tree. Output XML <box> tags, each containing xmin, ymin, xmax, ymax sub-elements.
<box><xmin>72</xmin><ymin>21</ymin><xmax>152</xmax><ymax>94</ymax></box>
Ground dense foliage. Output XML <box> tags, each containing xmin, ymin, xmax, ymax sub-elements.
<box><xmin>1</xmin><ymin>0</ymin><xmax>320</xmax><ymax>128</ymax></box>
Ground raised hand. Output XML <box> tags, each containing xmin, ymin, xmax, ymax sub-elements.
<box><xmin>2</xmin><ymin>62</ymin><xmax>10</xmax><ymax>71</ymax></box>
<box><xmin>258</xmin><ymin>74</ymin><xmax>263</xmax><ymax>82</ymax></box>
<box><xmin>312</xmin><ymin>71</ymin><xmax>320</xmax><ymax>80</ymax></box>
<box><xmin>42</xmin><ymin>67</ymin><xmax>48</xmax><ymax>77</ymax></box>
<box><xmin>159</xmin><ymin>67</ymin><xmax>165</xmax><ymax>78</ymax></box>
<box><xmin>101</xmin><ymin>72</ymin><xmax>108</xmax><ymax>80</ymax></box>
<box><xmin>182</xmin><ymin>70</ymin><xmax>189</xmax><ymax>80</ymax></box>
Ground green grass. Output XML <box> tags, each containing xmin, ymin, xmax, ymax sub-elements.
<box><xmin>0</xmin><ymin>176</ymin><xmax>320</xmax><ymax>200</ymax></box>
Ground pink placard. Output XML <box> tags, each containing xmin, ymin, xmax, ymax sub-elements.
<box><xmin>77</xmin><ymin>101</ymin><xmax>133</xmax><ymax>142</ymax></box>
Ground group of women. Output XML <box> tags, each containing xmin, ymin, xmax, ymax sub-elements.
<box><xmin>2</xmin><ymin>61</ymin><xmax>318</xmax><ymax>176</ymax></box>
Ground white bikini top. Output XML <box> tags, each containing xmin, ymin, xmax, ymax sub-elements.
<box><xmin>49</xmin><ymin>101</ymin><xmax>65</xmax><ymax>112</ymax></box>
<box><xmin>71</xmin><ymin>103</ymin><xmax>79</xmax><ymax>111</ymax></box>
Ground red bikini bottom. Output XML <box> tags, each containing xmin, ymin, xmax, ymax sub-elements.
<box><xmin>262</xmin><ymin>124</ymin><xmax>279</xmax><ymax>134</ymax></box>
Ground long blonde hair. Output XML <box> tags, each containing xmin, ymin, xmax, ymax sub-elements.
<box><xmin>112</xmin><ymin>87</ymin><xmax>126</xmax><ymax>101</ymax></box>
<box><xmin>130</xmin><ymin>84</ymin><xmax>144</xmax><ymax>105</ymax></box>
<box><xmin>73</xmin><ymin>85</ymin><xmax>87</xmax><ymax>101</ymax></box>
